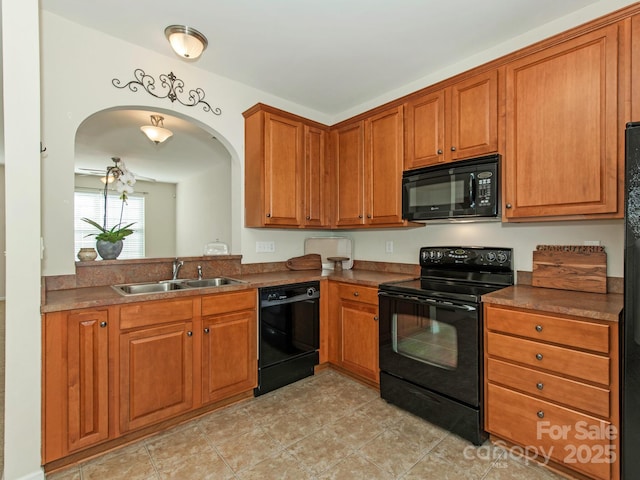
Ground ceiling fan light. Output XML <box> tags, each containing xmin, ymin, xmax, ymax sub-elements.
<box><xmin>165</xmin><ymin>25</ymin><xmax>208</xmax><ymax>60</ymax></box>
<box><xmin>140</xmin><ymin>115</ymin><xmax>173</xmax><ymax>145</ymax></box>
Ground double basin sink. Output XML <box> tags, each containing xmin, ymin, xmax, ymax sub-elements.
<box><xmin>112</xmin><ymin>277</ymin><xmax>245</xmax><ymax>295</ymax></box>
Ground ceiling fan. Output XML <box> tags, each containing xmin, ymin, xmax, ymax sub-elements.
<box><xmin>76</xmin><ymin>167</ymin><xmax>157</xmax><ymax>183</ymax></box>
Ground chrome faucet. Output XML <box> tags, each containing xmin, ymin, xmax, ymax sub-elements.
<box><xmin>172</xmin><ymin>259</ymin><xmax>184</xmax><ymax>280</ymax></box>
<box><xmin>197</xmin><ymin>265</ymin><xmax>203</xmax><ymax>280</ymax></box>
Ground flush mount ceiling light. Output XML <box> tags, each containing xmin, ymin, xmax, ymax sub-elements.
<box><xmin>164</xmin><ymin>25</ymin><xmax>208</xmax><ymax>60</ymax></box>
<box><xmin>140</xmin><ymin>115</ymin><xmax>173</xmax><ymax>144</ymax></box>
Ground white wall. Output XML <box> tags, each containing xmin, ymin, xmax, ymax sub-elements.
<box><xmin>75</xmin><ymin>175</ymin><xmax>177</xmax><ymax>258</ymax></box>
<box><xmin>39</xmin><ymin>11</ymin><xmax>329</xmax><ymax>277</ymax></box>
<box><xmin>347</xmin><ymin>219</ymin><xmax>624</xmax><ymax>277</ymax></box>
<box><xmin>176</xmin><ymin>160</ymin><xmax>232</xmax><ymax>256</ymax></box>
<box><xmin>0</xmin><ymin>166</ymin><xmax>6</xmax><ymax>299</ymax></box>
<box><xmin>3</xmin><ymin>1</ymin><xmax>43</xmax><ymax>479</ymax></box>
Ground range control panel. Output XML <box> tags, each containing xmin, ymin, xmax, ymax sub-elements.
<box><xmin>420</xmin><ymin>246</ymin><xmax>512</xmax><ymax>269</ymax></box>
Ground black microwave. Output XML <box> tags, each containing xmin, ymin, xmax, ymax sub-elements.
<box><xmin>402</xmin><ymin>154</ymin><xmax>500</xmax><ymax>221</ymax></box>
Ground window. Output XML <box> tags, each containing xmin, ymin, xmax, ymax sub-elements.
<box><xmin>74</xmin><ymin>190</ymin><xmax>145</xmax><ymax>259</ymax></box>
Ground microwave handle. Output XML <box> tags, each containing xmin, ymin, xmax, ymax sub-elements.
<box><xmin>469</xmin><ymin>172</ymin><xmax>476</xmax><ymax>208</ymax></box>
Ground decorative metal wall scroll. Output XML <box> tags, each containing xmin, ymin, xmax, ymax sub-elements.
<box><xmin>112</xmin><ymin>69</ymin><xmax>222</xmax><ymax>116</ymax></box>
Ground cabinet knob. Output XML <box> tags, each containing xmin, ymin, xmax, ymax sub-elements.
<box><xmin>450</xmin><ymin>146</ymin><xmax>456</xmax><ymax>152</ymax></box>
<box><xmin>187</xmin><ymin>331</ymin><xmax>193</xmax><ymax>337</ymax></box>
<box><xmin>358</xmin><ymin>214</ymin><xmax>363</xmax><ymax>219</ymax></box>
<box><xmin>535</xmin><ymin>325</ymin><xmax>543</xmax><ymax>332</ymax></box>
<box><xmin>506</xmin><ymin>203</ymin><xmax>512</xmax><ymax>209</ymax></box>
<box><xmin>266</xmin><ymin>213</ymin><xmax>271</xmax><ymax>218</ymax></box>
<box><xmin>536</xmin><ymin>353</ymin><xmax>543</xmax><ymax>361</ymax></box>
<box><xmin>367</xmin><ymin>214</ymin><xmax>372</xmax><ymax>219</ymax></box>
<box><xmin>204</xmin><ymin>328</ymin><xmax>210</xmax><ymax>334</ymax></box>
<box><xmin>100</xmin><ymin>321</ymin><xmax>107</xmax><ymax>328</ymax></box>
<box><xmin>437</xmin><ymin>149</ymin><xmax>443</xmax><ymax>155</ymax></box>
<box><xmin>537</xmin><ymin>382</ymin><xmax>544</xmax><ymax>390</ymax></box>
<box><xmin>353</xmin><ymin>291</ymin><xmax>359</xmax><ymax>297</ymax></box>
<box><xmin>374</xmin><ymin>316</ymin><xmax>379</xmax><ymax>321</ymax></box>
<box><xmin>306</xmin><ymin>216</ymin><xmax>310</xmax><ymax>220</ymax></box>
<box><xmin>537</xmin><ymin>410</ymin><xmax>545</xmax><ymax>419</ymax></box>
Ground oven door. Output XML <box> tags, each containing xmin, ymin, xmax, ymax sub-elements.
<box><xmin>379</xmin><ymin>291</ymin><xmax>481</xmax><ymax>407</ymax></box>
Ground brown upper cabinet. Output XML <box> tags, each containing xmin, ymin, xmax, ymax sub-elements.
<box><xmin>404</xmin><ymin>69</ymin><xmax>500</xmax><ymax>170</ymax></box>
<box><xmin>332</xmin><ymin>105</ymin><xmax>407</xmax><ymax>227</ymax></box>
<box><xmin>503</xmin><ymin>24</ymin><xmax>622</xmax><ymax>220</ymax></box>
<box><xmin>244</xmin><ymin>104</ymin><xmax>329</xmax><ymax>228</ymax></box>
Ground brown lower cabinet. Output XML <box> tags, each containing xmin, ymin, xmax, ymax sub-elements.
<box><xmin>328</xmin><ymin>282</ymin><xmax>380</xmax><ymax>385</ymax></box>
<box><xmin>484</xmin><ymin>303</ymin><xmax>619</xmax><ymax>480</ymax></box>
<box><xmin>42</xmin><ymin>290</ymin><xmax>257</xmax><ymax>466</ymax></box>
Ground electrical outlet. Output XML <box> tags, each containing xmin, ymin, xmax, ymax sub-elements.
<box><xmin>584</xmin><ymin>240</ymin><xmax>601</xmax><ymax>246</ymax></box>
<box><xmin>385</xmin><ymin>240</ymin><xmax>394</xmax><ymax>253</ymax></box>
<box><xmin>256</xmin><ymin>241</ymin><xmax>275</xmax><ymax>253</ymax></box>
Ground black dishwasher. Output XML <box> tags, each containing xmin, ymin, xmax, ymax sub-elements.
<box><xmin>255</xmin><ymin>281</ymin><xmax>320</xmax><ymax>396</ymax></box>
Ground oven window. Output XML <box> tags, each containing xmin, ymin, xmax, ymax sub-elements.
<box><xmin>392</xmin><ymin>310</ymin><xmax>458</xmax><ymax>370</ymax></box>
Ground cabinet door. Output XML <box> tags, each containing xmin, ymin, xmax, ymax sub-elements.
<box><xmin>67</xmin><ymin>309</ymin><xmax>110</xmax><ymax>452</ymax></box>
<box><xmin>119</xmin><ymin>322</ymin><xmax>193</xmax><ymax>432</ymax></box>
<box><xmin>339</xmin><ymin>299</ymin><xmax>379</xmax><ymax>384</ymax></box>
<box><xmin>333</xmin><ymin>121</ymin><xmax>366</xmax><ymax>226</ymax></box>
<box><xmin>504</xmin><ymin>24</ymin><xmax>620</xmax><ymax>219</ymax></box>
<box><xmin>303</xmin><ymin>125</ymin><xmax>328</xmax><ymax>227</ymax></box>
<box><xmin>366</xmin><ymin>105</ymin><xmax>405</xmax><ymax>225</ymax></box>
<box><xmin>449</xmin><ymin>69</ymin><xmax>499</xmax><ymax>161</ymax></box>
<box><xmin>263</xmin><ymin>112</ymin><xmax>304</xmax><ymax>225</ymax></box>
<box><xmin>202</xmin><ymin>309</ymin><xmax>257</xmax><ymax>404</ymax></box>
<box><xmin>404</xmin><ymin>89</ymin><xmax>446</xmax><ymax>169</ymax></box>
<box><xmin>43</xmin><ymin>309</ymin><xmax>111</xmax><ymax>463</ymax></box>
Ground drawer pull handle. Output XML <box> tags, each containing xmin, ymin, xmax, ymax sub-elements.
<box><xmin>100</xmin><ymin>321</ymin><xmax>107</xmax><ymax>328</ymax></box>
<box><xmin>536</xmin><ymin>382</ymin><xmax>544</xmax><ymax>390</ymax></box>
<box><xmin>537</xmin><ymin>410</ymin><xmax>545</xmax><ymax>419</ymax></box>
<box><xmin>535</xmin><ymin>325</ymin><xmax>543</xmax><ymax>332</ymax></box>
<box><xmin>536</xmin><ymin>353</ymin><xmax>543</xmax><ymax>361</ymax></box>
<box><xmin>353</xmin><ymin>292</ymin><xmax>359</xmax><ymax>297</ymax></box>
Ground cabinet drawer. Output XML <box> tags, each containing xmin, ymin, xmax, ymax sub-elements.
<box><xmin>486</xmin><ymin>305</ymin><xmax>609</xmax><ymax>353</ymax></box>
<box><xmin>336</xmin><ymin>284</ymin><xmax>378</xmax><ymax>305</ymax></box>
<box><xmin>486</xmin><ymin>331</ymin><xmax>609</xmax><ymax>385</ymax></box>
<box><xmin>119</xmin><ymin>298</ymin><xmax>194</xmax><ymax>330</ymax></box>
<box><xmin>487</xmin><ymin>358</ymin><xmax>610</xmax><ymax>418</ymax></box>
<box><xmin>201</xmin><ymin>289</ymin><xmax>256</xmax><ymax>316</ymax></box>
<box><xmin>487</xmin><ymin>384</ymin><xmax>614</xmax><ymax>480</ymax></box>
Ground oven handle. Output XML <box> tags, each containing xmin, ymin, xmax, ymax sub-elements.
<box><xmin>378</xmin><ymin>291</ymin><xmax>477</xmax><ymax>312</ymax></box>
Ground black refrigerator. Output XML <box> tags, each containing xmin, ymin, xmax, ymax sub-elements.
<box><xmin>623</xmin><ymin>122</ymin><xmax>640</xmax><ymax>478</ymax></box>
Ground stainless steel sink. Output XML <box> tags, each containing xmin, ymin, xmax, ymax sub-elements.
<box><xmin>112</xmin><ymin>281</ymin><xmax>190</xmax><ymax>295</ymax></box>
<box><xmin>181</xmin><ymin>277</ymin><xmax>245</xmax><ymax>288</ymax></box>
<box><xmin>112</xmin><ymin>277</ymin><xmax>245</xmax><ymax>295</ymax></box>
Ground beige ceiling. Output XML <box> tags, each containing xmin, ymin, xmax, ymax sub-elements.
<box><xmin>41</xmin><ymin>0</ymin><xmax>612</xmax><ymax>117</ymax></box>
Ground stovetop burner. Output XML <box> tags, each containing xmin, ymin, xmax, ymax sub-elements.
<box><xmin>379</xmin><ymin>246</ymin><xmax>514</xmax><ymax>302</ymax></box>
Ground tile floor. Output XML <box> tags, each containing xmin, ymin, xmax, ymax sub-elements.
<box><xmin>46</xmin><ymin>370</ymin><xmax>566</xmax><ymax>480</ymax></box>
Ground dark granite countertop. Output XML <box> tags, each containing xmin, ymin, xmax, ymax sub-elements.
<box><xmin>42</xmin><ymin>269</ymin><xmax>417</xmax><ymax>313</ymax></box>
<box><xmin>482</xmin><ymin>285</ymin><xmax>623</xmax><ymax>322</ymax></box>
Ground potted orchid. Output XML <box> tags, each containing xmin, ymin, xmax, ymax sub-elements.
<box><xmin>82</xmin><ymin>157</ymin><xmax>136</xmax><ymax>260</ymax></box>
